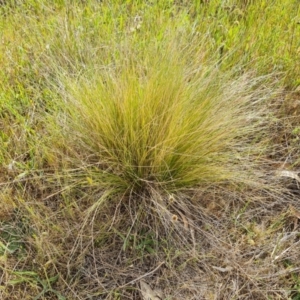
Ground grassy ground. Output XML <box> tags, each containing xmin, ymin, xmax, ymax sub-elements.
<box><xmin>0</xmin><ymin>0</ymin><xmax>300</xmax><ymax>299</ymax></box>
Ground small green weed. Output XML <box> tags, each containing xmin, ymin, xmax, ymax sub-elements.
<box><xmin>113</xmin><ymin>227</ymin><xmax>156</xmax><ymax>256</ymax></box>
<box><xmin>8</xmin><ymin>271</ymin><xmax>65</xmax><ymax>300</ymax></box>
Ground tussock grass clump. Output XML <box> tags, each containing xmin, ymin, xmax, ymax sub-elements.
<box><xmin>38</xmin><ymin>46</ymin><xmax>293</xmax><ymax>298</ymax></box>
<box><xmin>52</xmin><ymin>45</ymin><xmax>272</xmax><ymax>198</ymax></box>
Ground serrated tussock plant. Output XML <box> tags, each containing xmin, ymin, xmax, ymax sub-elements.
<box><xmin>51</xmin><ymin>42</ymin><xmax>274</xmax><ymax>198</ymax></box>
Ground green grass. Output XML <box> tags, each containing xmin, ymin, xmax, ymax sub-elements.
<box><xmin>0</xmin><ymin>0</ymin><xmax>300</xmax><ymax>299</ymax></box>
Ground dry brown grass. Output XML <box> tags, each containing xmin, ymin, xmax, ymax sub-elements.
<box><xmin>1</xmin><ymin>168</ymin><xmax>300</xmax><ymax>299</ymax></box>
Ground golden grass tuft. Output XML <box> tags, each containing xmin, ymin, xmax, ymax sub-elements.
<box><xmin>49</xmin><ymin>42</ymin><xmax>275</xmax><ymax>200</ymax></box>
